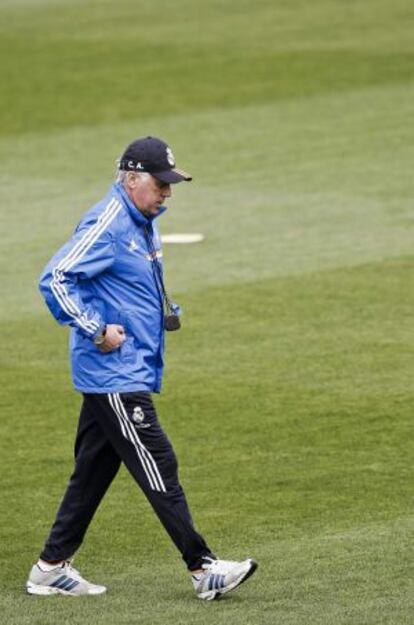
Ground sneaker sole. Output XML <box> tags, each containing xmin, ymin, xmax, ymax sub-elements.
<box><xmin>26</xmin><ymin>582</ymin><xmax>107</xmax><ymax>596</ymax></box>
<box><xmin>198</xmin><ymin>559</ymin><xmax>258</xmax><ymax>601</ymax></box>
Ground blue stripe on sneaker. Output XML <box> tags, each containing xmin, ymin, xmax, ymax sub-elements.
<box><xmin>64</xmin><ymin>579</ymin><xmax>80</xmax><ymax>592</ymax></box>
<box><xmin>50</xmin><ymin>575</ymin><xmax>67</xmax><ymax>588</ymax></box>
<box><xmin>59</xmin><ymin>577</ymin><xmax>78</xmax><ymax>590</ymax></box>
<box><xmin>208</xmin><ymin>574</ymin><xmax>215</xmax><ymax>591</ymax></box>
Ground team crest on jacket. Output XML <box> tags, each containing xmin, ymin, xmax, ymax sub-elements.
<box><xmin>128</xmin><ymin>239</ymin><xmax>138</xmax><ymax>252</ymax></box>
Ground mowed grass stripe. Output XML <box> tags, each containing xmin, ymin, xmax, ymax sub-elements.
<box><xmin>2</xmin><ymin>46</ymin><xmax>413</xmax><ymax>136</ymax></box>
<box><xmin>1</xmin><ymin>0</ymin><xmax>414</xmax><ymax>136</ymax></box>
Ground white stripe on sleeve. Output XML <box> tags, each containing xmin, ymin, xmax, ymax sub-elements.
<box><xmin>50</xmin><ymin>198</ymin><xmax>122</xmax><ymax>334</ymax></box>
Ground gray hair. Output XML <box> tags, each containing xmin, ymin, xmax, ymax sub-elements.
<box><xmin>116</xmin><ymin>170</ymin><xmax>151</xmax><ymax>185</ymax></box>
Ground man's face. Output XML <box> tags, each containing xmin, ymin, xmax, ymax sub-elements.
<box><xmin>126</xmin><ymin>173</ymin><xmax>172</xmax><ymax>217</ymax></box>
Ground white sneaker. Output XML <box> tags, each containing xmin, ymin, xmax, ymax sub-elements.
<box><xmin>192</xmin><ymin>557</ymin><xmax>258</xmax><ymax>601</ymax></box>
<box><xmin>26</xmin><ymin>560</ymin><xmax>107</xmax><ymax>596</ymax></box>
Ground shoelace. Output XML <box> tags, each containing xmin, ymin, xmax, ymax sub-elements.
<box><xmin>63</xmin><ymin>561</ymin><xmax>84</xmax><ymax>582</ymax></box>
<box><xmin>202</xmin><ymin>558</ymin><xmax>235</xmax><ymax>575</ymax></box>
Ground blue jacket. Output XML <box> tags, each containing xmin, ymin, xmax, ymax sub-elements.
<box><xmin>39</xmin><ymin>183</ymin><xmax>169</xmax><ymax>394</ymax></box>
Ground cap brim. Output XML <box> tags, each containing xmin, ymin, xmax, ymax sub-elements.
<box><xmin>153</xmin><ymin>168</ymin><xmax>192</xmax><ymax>184</ymax></box>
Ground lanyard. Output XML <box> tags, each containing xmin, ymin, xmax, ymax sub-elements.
<box><xmin>143</xmin><ymin>226</ymin><xmax>173</xmax><ymax>316</ymax></box>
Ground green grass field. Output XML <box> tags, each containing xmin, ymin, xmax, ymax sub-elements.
<box><xmin>0</xmin><ymin>1</ymin><xmax>413</xmax><ymax>623</ymax></box>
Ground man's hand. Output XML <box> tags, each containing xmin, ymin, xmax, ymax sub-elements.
<box><xmin>97</xmin><ymin>324</ymin><xmax>126</xmax><ymax>353</ymax></box>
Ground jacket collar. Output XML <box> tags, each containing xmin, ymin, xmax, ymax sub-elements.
<box><xmin>113</xmin><ymin>182</ymin><xmax>167</xmax><ymax>226</ymax></box>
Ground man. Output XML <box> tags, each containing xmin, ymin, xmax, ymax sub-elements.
<box><xmin>26</xmin><ymin>136</ymin><xmax>257</xmax><ymax>600</ymax></box>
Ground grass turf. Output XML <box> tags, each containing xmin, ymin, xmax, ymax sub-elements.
<box><xmin>0</xmin><ymin>0</ymin><xmax>413</xmax><ymax>624</ymax></box>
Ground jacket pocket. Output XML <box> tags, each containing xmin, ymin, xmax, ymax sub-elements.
<box><xmin>117</xmin><ymin>310</ymin><xmax>136</xmax><ymax>364</ymax></box>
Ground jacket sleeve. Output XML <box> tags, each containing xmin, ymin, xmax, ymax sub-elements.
<box><xmin>39</xmin><ymin>212</ymin><xmax>118</xmax><ymax>339</ymax></box>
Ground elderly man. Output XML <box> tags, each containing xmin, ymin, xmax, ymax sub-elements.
<box><xmin>26</xmin><ymin>137</ymin><xmax>257</xmax><ymax>600</ymax></box>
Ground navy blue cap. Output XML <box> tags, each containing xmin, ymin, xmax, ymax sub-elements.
<box><xmin>119</xmin><ymin>136</ymin><xmax>192</xmax><ymax>184</ymax></box>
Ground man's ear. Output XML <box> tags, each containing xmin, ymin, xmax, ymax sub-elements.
<box><xmin>125</xmin><ymin>172</ymin><xmax>138</xmax><ymax>189</ymax></box>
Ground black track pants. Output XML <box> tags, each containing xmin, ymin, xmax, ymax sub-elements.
<box><xmin>40</xmin><ymin>392</ymin><xmax>213</xmax><ymax>570</ymax></box>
